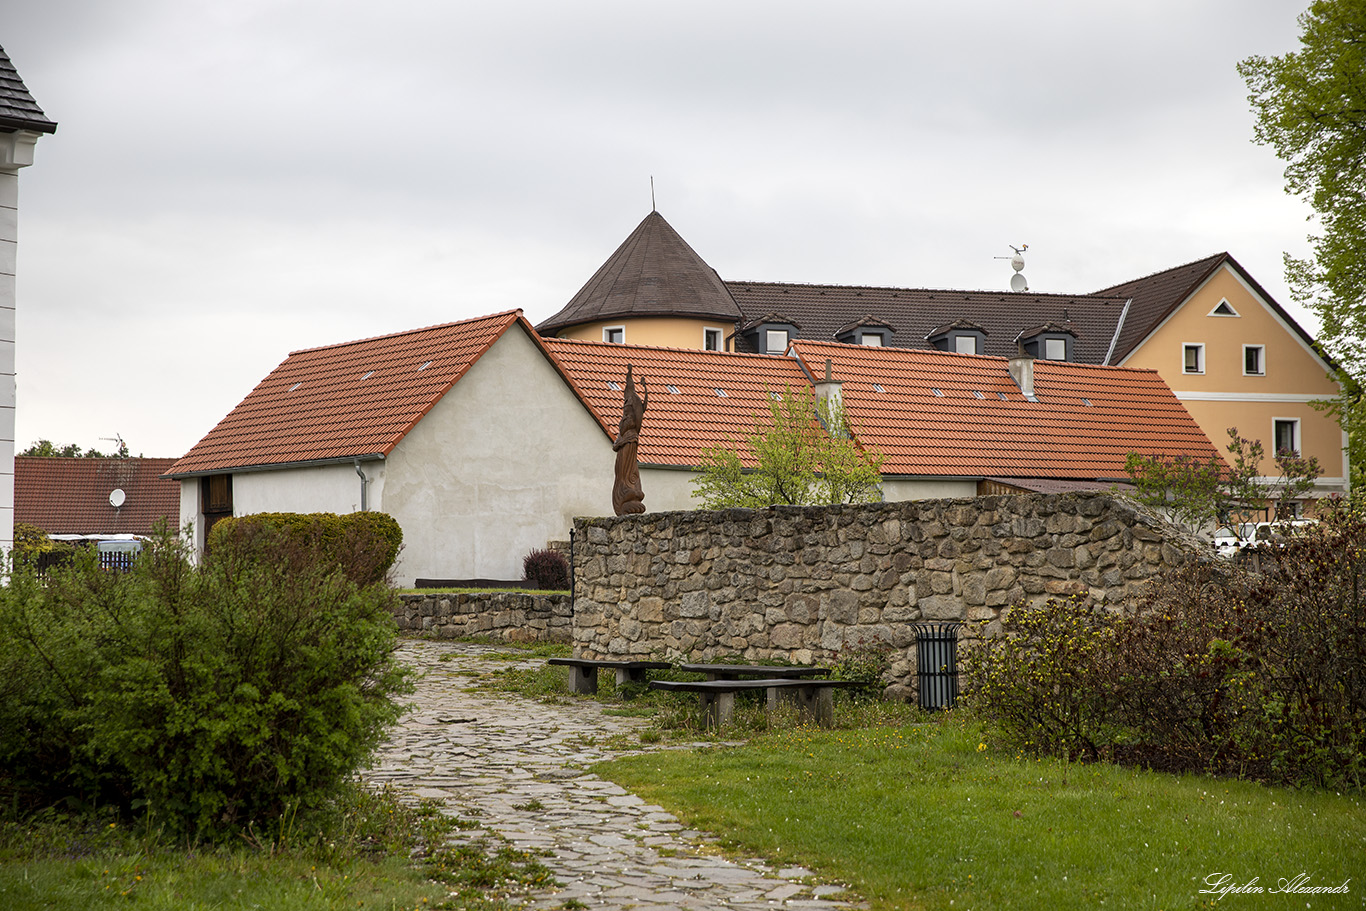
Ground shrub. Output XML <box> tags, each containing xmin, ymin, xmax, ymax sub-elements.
<box><xmin>965</xmin><ymin>506</ymin><xmax>1366</xmax><ymax>788</ymax></box>
<box><xmin>207</xmin><ymin>511</ymin><xmax>402</xmax><ymax>586</ymax></box>
<box><xmin>522</xmin><ymin>548</ymin><xmax>569</xmax><ymax>590</ymax></box>
<box><xmin>0</xmin><ymin>530</ymin><xmax>412</xmax><ymax>837</ymax></box>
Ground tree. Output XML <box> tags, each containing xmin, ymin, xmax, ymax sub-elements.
<box><xmin>1124</xmin><ymin>427</ymin><xmax>1322</xmax><ymax>541</ymax></box>
<box><xmin>19</xmin><ymin>438</ymin><xmax>129</xmax><ymax>458</ymax></box>
<box><xmin>691</xmin><ymin>388</ymin><xmax>883</xmax><ymax>508</ymax></box>
<box><xmin>1239</xmin><ymin>1</ymin><xmax>1366</xmax><ymax>374</ymax></box>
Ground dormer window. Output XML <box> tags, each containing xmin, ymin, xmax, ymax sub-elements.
<box><xmin>927</xmin><ymin>320</ymin><xmax>987</xmax><ymax>356</ymax></box>
<box><xmin>740</xmin><ymin>313</ymin><xmax>801</xmax><ymax>355</ymax></box>
<box><xmin>1017</xmin><ymin>322</ymin><xmax>1078</xmax><ymax>362</ymax></box>
<box><xmin>836</xmin><ymin>315</ymin><xmax>895</xmax><ymax>348</ymax></box>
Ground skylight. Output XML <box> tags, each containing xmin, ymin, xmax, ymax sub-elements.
<box><xmin>931</xmin><ymin>388</ymin><xmax>944</xmax><ymax>397</ymax></box>
<box><xmin>666</xmin><ymin>385</ymin><xmax>680</xmax><ymax>394</ymax></box>
<box><xmin>361</xmin><ymin>371</ymin><xmax>374</xmax><ymax>380</ymax></box>
<box><xmin>418</xmin><ymin>361</ymin><xmax>432</xmax><ymax>371</ymax></box>
<box><xmin>607</xmin><ymin>381</ymin><xmax>621</xmax><ymax>391</ymax></box>
<box><xmin>973</xmin><ymin>391</ymin><xmax>984</xmax><ymax>400</ymax></box>
<box><xmin>289</xmin><ymin>382</ymin><xmax>302</xmax><ymax>392</ymax></box>
<box><xmin>715</xmin><ymin>388</ymin><xmax>728</xmax><ymax>397</ymax></box>
<box><xmin>873</xmin><ymin>384</ymin><xmax>885</xmax><ymax>393</ymax></box>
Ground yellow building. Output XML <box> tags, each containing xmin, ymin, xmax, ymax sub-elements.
<box><xmin>1100</xmin><ymin>254</ymin><xmax>1346</xmax><ymax>509</ymax></box>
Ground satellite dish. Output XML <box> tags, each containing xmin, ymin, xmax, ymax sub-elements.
<box><xmin>1010</xmin><ymin>273</ymin><xmax>1028</xmax><ymax>292</ymax></box>
<box><xmin>109</xmin><ymin>488</ymin><xmax>126</xmax><ymax>508</ymax></box>
<box><xmin>1010</xmin><ymin>253</ymin><xmax>1025</xmax><ymax>272</ymax></box>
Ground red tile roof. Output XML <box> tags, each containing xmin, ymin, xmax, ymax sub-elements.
<box><xmin>168</xmin><ymin>311</ymin><xmax>524</xmax><ymax>476</ymax></box>
<box><xmin>540</xmin><ymin>338</ymin><xmax>810</xmax><ymax>466</ymax></box>
<box><xmin>789</xmin><ymin>340</ymin><xmax>1221</xmax><ymax>479</ymax></box>
<box><xmin>15</xmin><ymin>457</ymin><xmax>181</xmax><ymax>535</ymax></box>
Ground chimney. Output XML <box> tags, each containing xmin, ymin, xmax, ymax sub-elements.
<box><xmin>813</xmin><ymin>359</ymin><xmax>846</xmax><ymax>435</ymax></box>
<box><xmin>1008</xmin><ymin>344</ymin><xmax>1037</xmax><ymax>401</ymax></box>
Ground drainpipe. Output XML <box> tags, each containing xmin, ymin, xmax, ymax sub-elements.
<box><xmin>354</xmin><ymin>459</ymin><xmax>369</xmax><ymax>511</ymax></box>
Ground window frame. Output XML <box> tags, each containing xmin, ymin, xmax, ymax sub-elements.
<box><xmin>765</xmin><ymin>329</ymin><xmax>789</xmax><ymax>354</ymax></box>
<box><xmin>954</xmin><ymin>335</ymin><xmax>977</xmax><ymax>355</ymax></box>
<box><xmin>1183</xmin><ymin>343</ymin><xmax>1205</xmax><ymax>375</ymax></box>
<box><xmin>1273</xmin><ymin>418</ymin><xmax>1300</xmax><ymax>456</ymax></box>
<box><xmin>603</xmin><ymin>325</ymin><xmax>625</xmax><ymax>344</ymax></box>
<box><xmin>703</xmin><ymin>327</ymin><xmax>723</xmax><ymax>351</ymax></box>
<box><xmin>1043</xmin><ymin>337</ymin><xmax>1067</xmax><ymax>361</ymax></box>
<box><xmin>1243</xmin><ymin>344</ymin><xmax>1265</xmax><ymax>376</ymax></box>
<box><xmin>1208</xmin><ymin>299</ymin><xmax>1240</xmax><ymax>317</ymax></box>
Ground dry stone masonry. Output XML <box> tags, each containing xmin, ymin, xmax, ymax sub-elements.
<box><xmin>394</xmin><ymin>591</ymin><xmax>572</xmax><ymax>643</ymax></box>
<box><xmin>571</xmin><ymin>494</ymin><xmax>1201</xmax><ymax>698</ymax></box>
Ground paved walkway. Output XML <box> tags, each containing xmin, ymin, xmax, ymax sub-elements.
<box><xmin>365</xmin><ymin>639</ymin><xmax>868</xmax><ymax>911</ymax></box>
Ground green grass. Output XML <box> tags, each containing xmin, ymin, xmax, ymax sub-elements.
<box><xmin>0</xmin><ymin>788</ymin><xmax>555</xmax><ymax>911</ymax></box>
<box><xmin>596</xmin><ymin>717</ymin><xmax>1365</xmax><ymax>911</ymax></box>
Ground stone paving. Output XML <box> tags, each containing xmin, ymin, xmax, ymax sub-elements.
<box><xmin>365</xmin><ymin>639</ymin><xmax>868</xmax><ymax>911</ymax></box>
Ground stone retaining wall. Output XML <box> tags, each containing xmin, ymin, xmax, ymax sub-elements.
<box><xmin>393</xmin><ymin>591</ymin><xmax>573</xmax><ymax>643</ymax></box>
<box><xmin>570</xmin><ymin>493</ymin><xmax>1200</xmax><ymax>698</ymax></box>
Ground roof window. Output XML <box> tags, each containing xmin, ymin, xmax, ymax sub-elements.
<box><xmin>932</xmin><ymin>388</ymin><xmax>944</xmax><ymax>397</ymax></box>
<box><xmin>289</xmin><ymin>382</ymin><xmax>303</xmax><ymax>392</ymax></box>
<box><xmin>715</xmin><ymin>388</ymin><xmax>728</xmax><ymax>397</ymax></box>
<box><xmin>1083</xmin><ymin>398</ymin><xmax>1093</xmax><ymax>406</ymax></box>
<box><xmin>1017</xmin><ymin>323</ymin><xmax>1077</xmax><ymax>362</ymax></box>
<box><xmin>607</xmin><ymin>381</ymin><xmax>621</xmax><ymax>391</ymax></box>
<box><xmin>973</xmin><ymin>390</ymin><xmax>984</xmax><ymax>399</ymax></box>
<box><xmin>873</xmin><ymin>384</ymin><xmax>885</xmax><ymax>393</ymax></box>
<box><xmin>361</xmin><ymin>370</ymin><xmax>374</xmax><ymax>380</ymax></box>
<box><xmin>997</xmin><ymin>392</ymin><xmax>1007</xmax><ymax>401</ymax></box>
<box><xmin>666</xmin><ymin>385</ymin><xmax>680</xmax><ymax>394</ymax></box>
<box><xmin>418</xmin><ymin>361</ymin><xmax>432</xmax><ymax>371</ymax></box>
<box><xmin>927</xmin><ymin>320</ymin><xmax>987</xmax><ymax>356</ymax></box>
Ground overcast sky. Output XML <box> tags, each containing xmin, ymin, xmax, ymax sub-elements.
<box><xmin>3</xmin><ymin>0</ymin><xmax>1317</xmax><ymax>458</ymax></box>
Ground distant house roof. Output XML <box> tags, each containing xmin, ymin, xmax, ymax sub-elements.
<box><xmin>168</xmin><ymin>310</ymin><xmax>528</xmax><ymax>477</ymax></box>
<box><xmin>537</xmin><ymin>211</ymin><xmax>742</xmax><ymax>335</ymax></box>
<box><xmin>0</xmin><ymin>45</ymin><xmax>57</xmax><ymax>134</ymax></box>
<box><xmin>16</xmin><ymin>457</ymin><xmax>180</xmax><ymax>535</ymax></box>
<box><xmin>727</xmin><ymin>281</ymin><xmax>1127</xmax><ymax>362</ymax></box>
<box><xmin>541</xmin><ymin>337</ymin><xmax>810</xmax><ymax>466</ymax></box>
<box><xmin>788</xmin><ymin>340</ymin><xmax>1221</xmax><ymax>480</ymax></box>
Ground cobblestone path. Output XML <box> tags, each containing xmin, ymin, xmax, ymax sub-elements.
<box><xmin>365</xmin><ymin>639</ymin><xmax>868</xmax><ymax>911</ymax></box>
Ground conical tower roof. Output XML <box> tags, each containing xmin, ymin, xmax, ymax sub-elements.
<box><xmin>537</xmin><ymin>211</ymin><xmax>741</xmax><ymax>335</ymax></box>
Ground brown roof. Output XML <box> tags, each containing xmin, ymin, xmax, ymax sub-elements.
<box><xmin>1093</xmin><ymin>252</ymin><xmax>1329</xmax><ymax>367</ymax></box>
<box><xmin>727</xmin><ymin>281</ymin><xmax>1127</xmax><ymax>363</ymax></box>
<box><xmin>788</xmin><ymin>340</ymin><xmax>1221</xmax><ymax>479</ymax></box>
<box><xmin>541</xmin><ymin>338</ymin><xmax>811</xmax><ymax>466</ymax></box>
<box><xmin>168</xmin><ymin>311</ymin><xmax>526</xmax><ymax>476</ymax></box>
<box><xmin>0</xmin><ymin>45</ymin><xmax>56</xmax><ymax>134</ymax></box>
<box><xmin>15</xmin><ymin>457</ymin><xmax>180</xmax><ymax>535</ymax></box>
<box><xmin>537</xmin><ymin>211</ymin><xmax>742</xmax><ymax>334</ymax></box>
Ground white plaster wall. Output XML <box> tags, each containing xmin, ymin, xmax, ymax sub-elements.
<box><xmin>639</xmin><ymin>467</ymin><xmax>704</xmax><ymax>511</ymax></box>
<box><xmin>881</xmin><ymin>478</ymin><xmax>979</xmax><ymax>501</ymax></box>
<box><xmin>0</xmin><ymin>158</ymin><xmax>22</xmax><ymax>551</ymax></box>
<box><xmin>233</xmin><ymin>462</ymin><xmax>376</xmax><ymax>517</ymax></box>
<box><xmin>178</xmin><ymin>478</ymin><xmax>200</xmax><ymax>551</ymax></box>
<box><xmin>381</xmin><ymin>325</ymin><xmax>616</xmax><ymax>584</ymax></box>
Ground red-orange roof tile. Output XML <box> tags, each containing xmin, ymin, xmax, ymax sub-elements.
<box><xmin>541</xmin><ymin>338</ymin><xmax>811</xmax><ymax>466</ymax></box>
<box><xmin>790</xmin><ymin>341</ymin><xmax>1222</xmax><ymax>479</ymax></box>
<box><xmin>168</xmin><ymin>311</ymin><xmax>523</xmax><ymax>476</ymax></box>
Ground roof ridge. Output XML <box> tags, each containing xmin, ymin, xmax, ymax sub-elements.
<box><xmin>729</xmin><ymin>278</ymin><xmax>1129</xmax><ymax>303</ymax></box>
<box><xmin>287</xmin><ymin>309</ymin><xmax>522</xmax><ymax>356</ymax></box>
<box><xmin>791</xmin><ymin>339</ymin><xmax>1163</xmax><ymax>375</ymax></box>
<box><xmin>1091</xmin><ymin>252</ymin><xmax>1228</xmax><ymax>295</ymax></box>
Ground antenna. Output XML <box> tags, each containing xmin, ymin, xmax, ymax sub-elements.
<box><xmin>994</xmin><ymin>244</ymin><xmax>1030</xmax><ymax>292</ymax></box>
<box><xmin>650</xmin><ymin>176</ymin><xmax>656</xmax><ymax>212</ymax></box>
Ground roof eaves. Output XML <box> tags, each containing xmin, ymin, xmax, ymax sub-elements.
<box><xmin>164</xmin><ymin>452</ymin><xmax>387</xmax><ymax>481</ymax></box>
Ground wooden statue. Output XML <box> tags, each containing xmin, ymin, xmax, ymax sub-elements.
<box><xmin>612</xmin><ymin>365</ymin><xmax>648</xmax><ymax>515</ymax></box>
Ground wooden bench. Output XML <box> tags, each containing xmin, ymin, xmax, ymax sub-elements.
<box><xmin>546</xmin><ymin>657</ymin><xmax>672</xmax><ymax>695</ymax></box>
<box><xmin>677</xmin><ymin>663</ymin><xmax>831</xmax><ymax>681</ymax></box>
<box><xmin>649</xmin><ymin>678</ymin><xmax>862</xmax><ymax>728</ymax></box>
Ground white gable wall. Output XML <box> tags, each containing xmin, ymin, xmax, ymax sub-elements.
<box><xmin>379</xmin><ymin>325</ymin><xmax>615</xmax><ymax>583</ymax></box>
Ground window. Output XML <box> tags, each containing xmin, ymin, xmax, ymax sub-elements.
<box><xmin>1043</xmin><ymin>337</ymin><xmax>1066</xmax><ymax>360</ymax></box>
<box><xmin>1183</xmin><ymin>343</ymin><xmax>1205</xmax><ymax>374</ymax></box>
<box><xmin>765</xmin><ymin>329</ymin><xmax>788</xmax><ymax>354</ymax></box>
<box><xmin>1209</xmin><ymin>299</ymin><xmax>1240</xmax><ymax>317</ymax></box>
<box><xmin>860</xmin><ymin>334</ymin><xmax>883</xmax><ymax>346</ymax></box>
<box><xmin>954</xmin><ymin>335</ymin><xmax>977</xmax><ymax>355</ymax></box>
<box><xmin>604</xmin><ymin>326</ymin><xmax>625</xmax><ymax>344</ymax></box>
<box><xmin>1244</xmin><ymin>345</ymin><xmax>1265</xmax><ymax>376</ymax></box>
<box><xmin>1273</xmin><ymin>418</ymin><xmax>1299</xmax><ymax>455</ymax></box>
<box><xmin>703</xmin><ymin>327</ymin><xmax>722</xmax><ymax>351</ymax></box>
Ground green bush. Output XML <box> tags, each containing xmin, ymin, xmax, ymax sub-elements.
<box><xmin>0</xmin><ymin>531</ymin><xmax>411</xmax><ymax>837</ymax></box>
<box><xmin>964</xmin><ymin>505</ymin><xmax>1366</xmax><ymax>788</ymax></box>
<box><xmin>207</xmin><ymin>511</ymin><xmax>402</xmax><ymax>586</ymax></box>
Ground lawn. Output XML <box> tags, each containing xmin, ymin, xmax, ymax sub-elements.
<box><xmin>597</xmin><ymin>717</ymin><xmax>1364</xmax><ymax>911</ymax></box>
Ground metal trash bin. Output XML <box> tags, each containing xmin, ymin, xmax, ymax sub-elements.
<box><xmin>914</xmin><ymin>622</ymin><xmax>962</xmax><ymax>710</ymax></box>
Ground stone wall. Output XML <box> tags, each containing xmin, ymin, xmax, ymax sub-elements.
<box><xmin>393</xmin><ymin>591</ymin><xmax>572</xmax><ymax>643</ymax></box>
<box><xmin>570</xmin><ymin>493</ymin><xmax>1201</xmax><ymax>697</ymax></box>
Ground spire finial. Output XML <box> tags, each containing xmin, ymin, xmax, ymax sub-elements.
<box><xmin>650</xmin><ymin>176</ymin><xmax>656</xmax><ymax>212</ymax></box>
